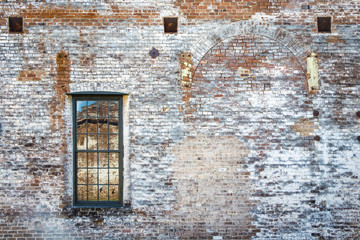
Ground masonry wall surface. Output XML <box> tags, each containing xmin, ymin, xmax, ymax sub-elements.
<box><xmin>0</xmin><ymin>0</ymin><xmax>360</xmax><ymax>239</ymax></box>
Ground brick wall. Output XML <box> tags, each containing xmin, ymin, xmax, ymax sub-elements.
<box><xmin>0</xmin><ymin>0</ymin><xmax>360</xmax><ymax>239</ymax></box>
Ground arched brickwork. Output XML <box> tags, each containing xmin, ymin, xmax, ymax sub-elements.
<box><xmin>190</xmin><ymin>21</ymin><xmax>311</xmax><ymax>73</ymax></box>
<box><xmin>176</xmin><ymin>33</ymin><xmax>313</xmax><ymax>238</ymax></box>
<box><xmin>186</xmin><ymin>33</ymin><xmax>308</xmax><ymax>134</ymax></box>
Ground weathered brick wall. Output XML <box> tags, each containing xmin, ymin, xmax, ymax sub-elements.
<box><xmin>0</xmin><ymin>0</ymin><xmax>359</xmax><ymax>239</ymax></box>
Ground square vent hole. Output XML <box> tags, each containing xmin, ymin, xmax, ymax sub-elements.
<box><xmin>317</xmin><ymin>17</ymin><xmax>331</xmax><ymax>33</ymax></box>
<box><xmin>9</xmin><ymin>17</ymin><xmax>23</xmax><ymax>33</ymax></box>
<box><xmin>164</xmin><ymin>17</ymin><xmax>178</xmax><ymax>33</ymax></box>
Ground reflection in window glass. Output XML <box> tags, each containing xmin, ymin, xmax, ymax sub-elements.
<box><xmin>88</xmin><ymin>185</ymin><xmax>98</xmax><ymax>201</ymax></box>
<box><xmin>99</xmin><ymin>153</ymin><xmax>108</xmax><ymax>167</ymax></box>
<box><xmin>77</xmin><ymin>134</ymin><xmax>86</xmax><ymax>150</ymax></box>
<box><xmin>109</xmin><ymin>169</ymin><xmax>119</xmax><ymax>184</ymax></box>
<box><xmin>87</xmin><ymin>117</ymin><xmax>97</xmax><ymax>134</ymax></box>
<box><xmin>99</xmin><ymin>169</ymin><xmax>108</xmax><ymax>184</ymax></box>
<box><xmin>109</xmin><ymin>118</ymin><xmax>119</xmax><ymax>134</ymax></box>
<box><xmin>77</xmin><ymin>152</ymin><xmax>87</xmax><ymax>168</ymax></box>
<box><xmin>87</xmin><ymin>101</ymin><xmax>97</xmax><ymax>117</ymax></box>
<box><xmin>98</xmin><ymin>118</ymin><xmax>108</xmax><ymax>133</ymax></box>
<box><xmin>88</xmin><ymin>152</ymin><xmax>97</xmax><ymax>167</ymax></box>
<box><xmin>98</xmin><ymin>101</ymin><xmax>108</xmax><ymax>117</ymax></box>
<box><xmin>88</xmin><ymin>169</ymin><xmax>98</xmax><ymax>184</ymax></box>
<box><xmin>109</xmin><ymin>187</ymin><xmax>119</xmax><ymax>201</ymax></box>
<box><xmin>109</xmin><ymin>153</ymin><xmax>118</xmax><ymax>168</ymax></box>
<box><xmin>76</xmin><ymin>101</ymin><xmax>87</xmax><ymax>117</ymax></box>
<box><xmin>109</xmin><ymin>101</ymin><xmax>119</xmax><ymax>117</ymax></box>
<box><xmin>74</xmin><ymin>96</ymin><xmax>122</xmax><ymax>206</ymax></box>
<box><xmin>88</xmin><ymin>134</ymin><xmax>98</xmax><ymax>150</ymax></box>
<box><xmin>99</xmin><ymin>185</ymin><xmax>109</xmax><ymax>201</ymax></box>
<box><xmin>77</xmin><ymin>169</ymin><xmax>87</xmax><ymax>184</ymax></box>
<box><xmin>77</xmin><ymin>120</ymin><xmax>87</xmax><ymax>133</ymax></box>
<box><xmin>78</xmin><ymin>185</ymin><xmax>87</xmax><ymax>201</ymax></box>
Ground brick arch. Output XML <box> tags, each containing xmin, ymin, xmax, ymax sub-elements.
<box><xmin>184</xmin><ymin>33</ymin><xmax>308</xmax><ymax>130</ymax></box>
<box><xmin>190</xmin><ymin>21</ymin><xmax>311</xmax><ymax>73</ymax></box>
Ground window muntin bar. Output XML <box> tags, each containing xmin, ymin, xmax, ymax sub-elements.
<box><xmin>73</xmin><ymin>96</ymin><xmax>122</xmax><ymax>206</ymax></box>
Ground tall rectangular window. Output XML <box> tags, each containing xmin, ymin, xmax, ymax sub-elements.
<box><xmin>72</xmin><ymin>94</ymin><xmax>123</xmax><ymax>207</ymax></box>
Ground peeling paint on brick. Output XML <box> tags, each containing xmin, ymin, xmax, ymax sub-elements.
<box><xmin>1</xmin><ymin>0</ymin><xmax>360</xmax><ymax>239</ymax></box>
<box><xmin>327</xmin><ymin>35</ymin><xmax>346</xmax><ymax>44</ymax></box>
<box><xmin>290</xmin><ymin>118</ymin><xmax>319</xmax><ymax>137</ymax></box>
<box><xmin>171</xmin><ymin>134</ymin><xmax>258</xmax><ymax>238</ymax></box>
<box><xmin>180</xmin><ymin>52</ymin><xmax>193</xmax><ymax>89</ymax></box>
<box><xmin>49</xmin><ymin>51</ymin><xmax>70</xmax><ymax>152</ymax></box>
<box><xmin>179</xmin><ymin>52</ymin><xmax>194</xmax><ymax>112</ymax></box>
<box><xmin>307</xmin><ymin>53</ymin><xmax>319</xmax><ymax>94</ymax></box>
<box><xmin>17</xmin><ymin>69</ymin><xmax>46</xmax><ymax>81</ymax></box>
<box><xmin>19</xmin><ymin>4</ymin><xmax>161</xmax><ymax>27</ymax></box>
<box><xmin>53</xmin><ymin>51</ymin><xmax>70</xmax><ymax>106</ymax></box>
<box><xmin>174</xmin><ymin>0</ymin><xmax>289</xmax><ymax>21</ymax></box>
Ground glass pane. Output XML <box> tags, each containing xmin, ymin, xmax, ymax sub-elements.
<box><xmin>87</xmin><ymin>118</ymin><xmax>97</xmax><ymax>133</ymax></box>
<box><xmin>87</xmin><ymin>101</ymin><xmax>97</xmax><ymax>117</ymax></box>
<box><xmin>109</xmin><ymin>169</ymin><xmax>119</xmax><ymax>184</ymax></box>
<box><xmin>108</xmin><ymin>101</ymin><xmax>119</xmax><ymax>117</ymax></box>
<box><xmin>77</xmin><ymin>185</ymin><xmax>87</xmax><ymax>201</ymax></box>
<box><xmin>99</xmin><ymin>185</ymin><xmax>109</xmax><ymax>201</ymax></box>
<box><xmin>98</xmin><ymin>134</ymin><xmax>108</xmax><ymax>150</ymax></box>
<box><xmin>77</xmin><ymin>152</ymin><xmax>87</xmax><ymax>168</ymax></box>
<box><xmin>76</xmin><ymin>101</ymin><xmax>87</xmax><ymax>118</ymax></box>
<box><xmin>74</xmin><ymin>98</ymin><xmax>122</xmax><ymax>204</ymax></box>
<box><xmin>108</xmin><ymin>118</ymin><xmax>119</xmax><ymax>134</ymax></box>
<box><xmin>99</xmin><ymin>153</ymin><xmax>108</xmax><ymax>167</ymax></box>
<box><xmin>109</xmin><ymin>135</ymin><xmax>119</xmax><ymax>150</ymax></box>
<box><xmin>109</xmin><ymin>153</ymin><xmax>118</xmax><ymax>167</ymax></box>
<box><xmin>77</xmin><ymin>134</ymin><xmax>86</xmax><ymax>150</ymax></box>
<box><xmin>88</xmin><ymin>152</ymin><xmax>97</xmax><ymax>167</ymax></box>
<box><xmin>88</xmin><ymin>134</ymin><xmax>97</xmax><ymax>150</ymax></box>
<box><xmin>98</xmin><ymin>118</ymin><xmax>108</xmax><ymax>134</ymax></box>
<box><xmin>77</xmin><ymin>119</ymin><xmax>87</xmax><ymax>133</ymax></box>
<box><xmin>77</xmin><ymin>169</ymin><xmax>87</xmax><ymax>184</ymax></box>
<box><xmin>88</xmin><ymin>169</ymin><xmax>98</xmax><ymax>184</ymax></box>
<box><xmin>98</xmin><ymin>101</ymin><xmax>108</xmax><ymax>117</ymax></box>
<box><xmin>109</xmin><ymin>186</ymin><xmax>119</xmax><ymax>201</ymax></box>
<box><xmin>99</xmin><ymin>169</ymin><xmax>108</xmax><ymax>184</ymax></box>
<box><xmin>88</xmin><ymin>185</ymin><xmax>98</xmax><ymax>201</ymax></box>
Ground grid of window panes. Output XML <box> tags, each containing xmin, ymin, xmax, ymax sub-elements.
<box><xmin>75</xmin><ymin>99</ymin><xmax>121</xmax><ymax>204</ymax></box>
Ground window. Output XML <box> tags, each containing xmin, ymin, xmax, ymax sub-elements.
<box><xmin>70</xmin><ymin>92</ymin><xmax>124</xmax><ymax>207</ymax></box>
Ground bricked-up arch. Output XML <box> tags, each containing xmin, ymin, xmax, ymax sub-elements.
<box><xmin>190</xmin><ymin>21</ymin><xmax>311</xmax><ymax>73</ymax></box>
<box><xmin>176</xmin><ymin>34</ymin><xmax>313</xmax><ymax>238</ymax></box>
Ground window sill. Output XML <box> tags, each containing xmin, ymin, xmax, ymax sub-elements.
<box><xmin>62</xmin><ymin>204</ymin><xmax>133</xmax><ymax>218</ymax></box>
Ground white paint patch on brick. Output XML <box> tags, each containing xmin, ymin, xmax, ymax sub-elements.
<box><xmin>307</xmin><ymin>52</ymin><xmax>319</xmax><ymax>93</ymax></box>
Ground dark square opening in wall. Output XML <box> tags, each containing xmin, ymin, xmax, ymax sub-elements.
<box><xmin>9</xmin><ymin>17</ymin><xmax>23</xmax><ymax>33</ymax></box>
<box><xmin>164</xmin><ymin>17</ymin><xmax>178</xmax><ymax>33</ymax></box>
<box><xmin>317</xmin><ymin>17</ymin><xmax>331</xmax><ymax>33</ymax></box>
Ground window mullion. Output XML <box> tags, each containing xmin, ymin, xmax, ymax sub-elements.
<box><xmin>118</xmin><ymin>98</ymin><xmax>122</xmax><ymax>202</ymax></box>
<box><xmin>97</xmin><ymin>101</ymin><xmax>99</xmax><ymax>202</ymax></box>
